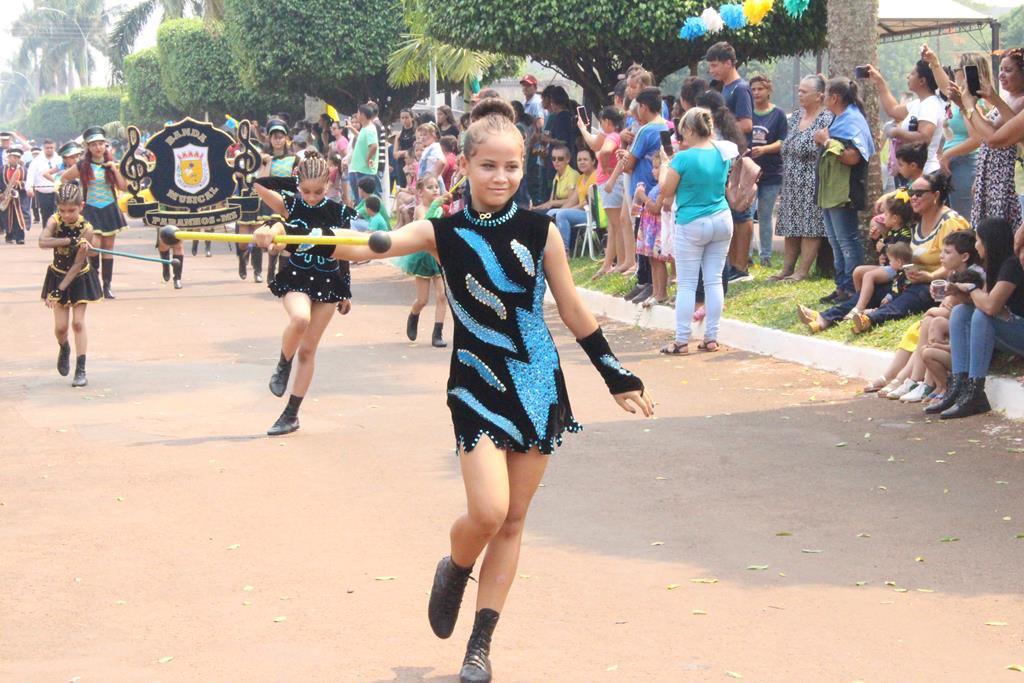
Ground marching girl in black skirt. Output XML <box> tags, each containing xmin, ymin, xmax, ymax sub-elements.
<box><xmin>281</xmin><ymin>99</ymin><xmax>654</xmax><ymax>683</ymax></box>
<box><xmin>39</xmin><ymin>183</ymin><xmax>102</xmax><ymax>387</ymax></box>
<box><xmin>251</xmin><ymin>151</ymin><xmax>357</xmax><ymax>436</ymax></box>
<box><xmin>58</xmin><ymin>126</ymin><xmax>126</xmax><ymax>299</ymax></box>
<box><xmin>236</xmin><ymin>119</ymin><xmax>296</xmax><ymax>284</ymax></box>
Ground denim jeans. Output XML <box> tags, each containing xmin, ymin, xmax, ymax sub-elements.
<box><xmin>950</xmin><ymin>304</ymin><xmax>1024</xmax><ymax>379</ymax></box>
<box><xmin>947</xmin><ymin>154</ymin><xmax>976</xmax><ymax>219</ymax></box>
<box><xmin>820</xmin><ymin>282</ymin><xmax>932</xmax><ymax>326</ymax></box>
<box><xmin>673</xmin><ymin>209</ymin><xmax>733</xmax><ymax>344</ymax></box>
<box><xmin>756</xmin><ymin>182</ymin><xmax>781</xmax><ymax>261</ymax></box>
<box><xmin>822</xmin><ymin>207</ymin><xmax>863</xmax><ymax>293</ymax></box>
<box><xmin>348</xmin><ymin>171</ymin><xmax>381</xmax><ymax>199</ymax></box>
<box><xmin>547</xmin><ymin>208</ymin><xmax>587</xmax><ymax>252</ymax></box>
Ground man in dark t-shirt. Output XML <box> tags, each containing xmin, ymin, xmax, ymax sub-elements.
<box><xmin>750</xmin><ymin>75</ymin><xmax>788</xmax><ymax>266</ymax></box>
<box><xmin>706</xmin><ymin>40</ymin><xmax>756</xmax><ymax>282</ymax></box>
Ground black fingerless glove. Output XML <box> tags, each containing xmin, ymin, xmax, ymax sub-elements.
<box><xmin>578</xmin><ymin>327</ymin><xmax>645</xmax><ymax>395</ymax></box>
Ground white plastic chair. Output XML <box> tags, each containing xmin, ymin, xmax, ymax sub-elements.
<box><xmin>571</xmin><ymin>184</ymin><xmax>604</xmax><ymax>261</ymax></box>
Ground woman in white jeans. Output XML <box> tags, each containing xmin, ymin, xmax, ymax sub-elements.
<box><xmin>656</xmin><ymin>107</ymin><xmax>736</xmax><ymax>354</ymax></box>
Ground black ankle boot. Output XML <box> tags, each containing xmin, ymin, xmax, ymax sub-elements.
<box><xmin>101</xmin><ymin>258</ymin><xmax>114</xmax><ymax>299</ymax></box>
<box><xmin>432</xmin><ymin>322</ymin><xmax>447</xmax><ymax>348</ymax></box>
<box><xmin>251</xmin><ymin>249</ymin><xmax>263</xmax><ymax>283</ymax></box>
<box><xmin>191</xmin><ymin>239</ymin><xmax>198</xmax><ymax>256</ymax></box>
<box><xmin>460</xmin><ymin>608</ymin><xmax>500</xmax><ymax>683</ymax></box>
<box><xmin>205</xmin><ymin>240</ymin><xmax>212</xmax><ymax>257</ymax></box>
<box><xmin>172</xmin><ymin>254</ymin><xmax>184</xmax><ymax>289</ymax></box>
<box><xmin>428</xmin><ymin>555</ymin><xmax>473</xmax><ymax>639</ymax></box>
<box><xmin>267</xmin><ymin>394</ymin><xmax>302</xmax><ymax>436</ymax></box>
<box><xmin>160</xmin><ymin>251</ymin><xmax>171</xmax><ymax>282</ymax></box>
<box><xmin>72</xmin><ymin>355</ymin><xmax>87</xmax><ymax>387</ymax></box>
<box><xmin>269</xmin><ymin>352</ymin><xmax>293</xmax><ymax>397</ymax></box>
<box><xmin>406</xmin><ymin>311</ymin><xmax>420</xmax><ymax>341</ymax></box>
<box><xmin>926</xmin><ymin>372</ymin><xmax>966</xmax><ymax>414</ymax></box>
<box><xmin>940</xmin><ymin>377</ymin><xmax>991</xmax><ymax>420</ymax></box>
<box><xmin>268</xmin><ymin>253</ymin><xmax>278</xmax><ymax>285</ymax></box>
<box><xmin>57</xmin><ymin>341</ymin><xmax>70</xmax><ymax>376</ymax></box>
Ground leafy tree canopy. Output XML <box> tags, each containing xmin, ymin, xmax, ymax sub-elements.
<box><xmin>123</xmin><ymin>47</ymin><xmax>182</xmax><ymax>130</ymax></box>
<box><xmin>422</xmin><ymin>0</ymin><xmax>827</xmax><ymax>104</ymax></box>
<box><xmin>223</xmin><ymin>0</ymin><xmax>423</xmax><ymax>117</ymax></box>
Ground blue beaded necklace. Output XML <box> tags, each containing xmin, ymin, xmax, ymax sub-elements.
<box><xmin>463</xmin><ymin>200</ymin><xmax>517</xmax><ymax>227</ymax></box>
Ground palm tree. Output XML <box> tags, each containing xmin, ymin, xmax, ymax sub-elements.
<box><xmin>107</xmin><ymin>0</ymin><xmax>204</xmax><ymax>74</ymax></box>
<box><xmin>387</xmin><ymin>0</ymin><xmax>514</xmax><ymax>92</ymax></box>
<box><xmin>11</xmin><ymin>0</ymin><xmax>109</xmax><ymax>94</ymax></box>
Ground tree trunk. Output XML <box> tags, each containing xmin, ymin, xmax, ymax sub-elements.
<box><xmin>826</xmin><ymin>0</ymin><xmax>882</xmax><ymax>249</ymax></box>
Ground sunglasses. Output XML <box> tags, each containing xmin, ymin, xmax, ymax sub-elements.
<box><xmin>907</xmin><ymin>188</ymin><xmax>934</xmax><ymax>197</ymax></box>
<box><xmin>551</xmin><ymin>156</ymin><xmax>568</xmax><ymax>162</ymax></box>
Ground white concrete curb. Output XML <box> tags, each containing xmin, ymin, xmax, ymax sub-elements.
<box><xmin>557</xmin><ymin>286</ymin><xmax>1024</xmax><ymax>420</ymax></box>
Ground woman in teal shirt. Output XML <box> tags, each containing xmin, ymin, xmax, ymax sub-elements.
<box><xmin>938</xmin><ymin>54</ymin><xmax>990</xmax><ymax>219</ymax></box>
<box><xmin>655</xmin><ymin>107</ymin><xmax>735</xmax><ymax>355</ymax></box>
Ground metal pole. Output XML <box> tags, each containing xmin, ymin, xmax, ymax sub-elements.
<box><xmin>429</xmin><ymin>60</ymin><xmax>438</xmax><ymax>117</ymax></box>
<box><xmin>991</xmin><ymin>20</ymin><xmax>1001</xmax><ymax>80</ymax></box>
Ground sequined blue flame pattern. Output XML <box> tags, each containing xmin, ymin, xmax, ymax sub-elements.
<box><xmin>448</xmin><ymin>387</ymin><xmax>523</xmax><ymax>443</ymax></box>
<box><xmin>446</xmin><ymin>289</ymin><xmax>517</xmax><ymax>352</ymax></box>
<box><xmin>599</xmin><ymin>354</ymin><xmax>634</xmax><ymax>376</ymax></box>
<box><xmin>505</xmin><ymin>253</ymin><xmax>559</xmax><ymax>441</ymax></box>
<box><xmin>510</xmin><ymin>239</ymin><xmax>535</xmax><ymax>277</ymax></box>
<box><xmin>465</xmin><ymin>274</ymin><xmax>507</xmax><ymax>319</ymax></box>
<box><xmin>455</xmin><ymin>228</ymin><xmax>525</xmax><ymax>293</ymax></box>
<box><xmin>457</xmin><ymin>350</ymin><xmax>506</xmax><ymax>392</ymax></box>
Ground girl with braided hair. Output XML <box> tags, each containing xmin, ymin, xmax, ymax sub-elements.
<box><xmin>251</xmin><ymin>150</ymin><xmax>359</xmax><ymax>436</ymax></box>
<box><xmin>58</xmin><ymin>127</ymin><xmax>127</xmax><ymax>299</ymax></box>
<box><xmin>38</xmin><ymin>182</ymin><xmax>102</xmax><ymax>387</ymax></box>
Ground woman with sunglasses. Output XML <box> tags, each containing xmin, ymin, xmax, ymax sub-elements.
<box><xmin>799</xmin><ymin>171</ymin><xmax>971</xmax><ymax>333</ymax></box>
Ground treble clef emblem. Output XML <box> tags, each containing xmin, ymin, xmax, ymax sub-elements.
<box><xmin>233</xmin><ymin>120</ymin><xmax>262</xmax><ymax>191</ymax></box>
<box><xmin>119</xmin><ymin>126</ymin><xmax>149</xmax><ymax>199</ymax></box>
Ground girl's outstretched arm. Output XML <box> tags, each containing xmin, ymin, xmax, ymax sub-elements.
<box><xmin>253</xmin><ymin>182</ymin><xmax>287</xmax><ymax>216</ymax></box>
<box><xmin>543</xmin><ymin>225</ymin><xmax>654</xmax><ymax>416</ymax></box>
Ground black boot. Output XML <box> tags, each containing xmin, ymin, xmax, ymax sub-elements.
<box><xmin>191</xmin><ymin>239</ymin><xmax>198</xmax><ymax>256</ymax></box>
<box><xmin>268</xmin><ymin>253</ymin><xmax>278</xmax><ymax>285</ymax></box>
<box><xmin>159</xmin><ymin>250</ymin><xmax>171</xmax><ymax>282</ymax></box>
<box><xmin>57</xmin><ymin>341</ymin><xmax>71</xmax><ymax>376</ymax></box>
<box><xmin>251</xmin><ymin>248</ymin><xmax>263</xmax><ymax>283</ymax></box>
<box><xmin>432</xmin><ymin>322</ymin><xmax>447</xmax><ymax>348</ymax></box>
<box><xmin>428</xmin><ymin>555</ymin><xmax>473</xmax><ymax>639</ymax></box>
<box><xmin>205</xmin><ymin>240</ymin><xmax>212</xmax><ymax>257</ymax></box>
<box><xmin>267</xmin><ymin>394</ymin><xmax>302</xmax><ymax>436</ymax></box>
<box><xmin>459</xmin><ymin>609</ymin><xmax>500</xmax><ymax>683</ymax></box>
<box><xmin>925</xmin><ymin>372</ymin><xmax>966</xmax><ymax>414</ymax></box>
<box><xmin>269</xmin><ymin>352</ymin><xmax>293</xmax><ymax>397</ymax></box>
<box><xmin>406</xmin><ymin>311</ymin><xmax>420</xmax><ymax>341</ymax></box>
<box><xmin>101</xmin><ymin>258</ymin><xmax>114</xmax><ymax>299</ymax></box>
<box><xmin>172</xmin><ymin>253</ymin><xmax>184</xmax><ymax>289</ymax></box>
<box><xmin>237</xmin><ymin>244</ymin><xmax>248</xmax><ymax>280</ymax></box>
<box><xmin>940</xmin><ymin>377</ymin><xmax>992</xmax><ymax>420</ymax></box>
<box><xmin>72</xmin><ymin>354</ymin><xmax>87</xmax><ymax>387</ymax></box>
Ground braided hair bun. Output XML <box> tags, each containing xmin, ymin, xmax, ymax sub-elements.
<box><xmin>470</xmin><ymin>98</ymin><xmax>515</xmax><ymax>123</ymax></box>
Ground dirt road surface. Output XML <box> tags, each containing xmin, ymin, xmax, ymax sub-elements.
<box><xmin>2</xmin><ymin>228</ymin><xmax>1023</xmax><ymax>682</ymax></box>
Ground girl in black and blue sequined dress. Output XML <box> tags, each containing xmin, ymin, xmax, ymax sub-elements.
<box><xmin>295</xmin><ymin>99</ymin><xmax>654</xmax><ymax>683</ymax></box>
<box><xmin>252</xmin><ymin>151</ymin><xmax>358</xmax><ymax>436</ymax></box>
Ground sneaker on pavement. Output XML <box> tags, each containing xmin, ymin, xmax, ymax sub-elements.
<box><xmin>900</xmin><ymin>382</ymin><xmax>934</xmax><ymax>403</ymax></box>
<box><xmin>887</xmin><ymin>379</ymin><xmax>918</xmax><ymax>400</ymax></box>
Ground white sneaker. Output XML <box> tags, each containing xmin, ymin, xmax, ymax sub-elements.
<box><xmin>887</xmin><ymin>379</ymin><xmax>918</xmax><ymax>400</ymax></box>
<box><xmin>900</xmin><ymin>383</ymin><xmax>933</xmax><ymax>403</ymax></box>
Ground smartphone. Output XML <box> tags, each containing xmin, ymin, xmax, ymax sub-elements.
<box><xmin>965</xmin><ymin>64</ymin><xmax>981</xmax><ymax>97</ymax></box>
<box><xmin>576</xmin><ymin>105</ymin><xmax>589</xmax><ymax>126</ymax></box>
<box><xmin>659</xmin><ymin>129</ymin><xmax>674</xmax><ymax>157</ymax></box>
<box><xmin>908</xmin><ymin>116</ymin><xmax>919</xmax><ymax>132</ymax></box>
<box><xmin>854</xmin><ymin>65</ymin><xmax>869</xmax><ymax>79</ymax></box>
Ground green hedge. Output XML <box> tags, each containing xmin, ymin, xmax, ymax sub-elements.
<box><xmin>123</xmin><ymin>47</ymin><xmax>180</xmax><ymax>130</ymax></box>
<box><xmin>23</xmin><ymin>95</ymin><xmax>76</xmax><ymax>141</ymax></box>
<box><xmin>69</xmin><ymin>87</ymin><xmax>123</xmax><ymax>131</ymax></box>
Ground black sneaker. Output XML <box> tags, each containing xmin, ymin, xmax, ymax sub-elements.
<box><xmin>267</xmin><ymin>411</ymin><xmax>299</xmax><ymax>436</ymax></box>
<box><xmin>622</xmin><ymin>283</ymin><xmax>644</xmax><ymax>301</ymax></box>
<box><xmin>269</xmin><ymin>354</ymin><xmax>293</xmax><ymax>397</ymax></box>
<box><xmin>57</xmin><ymin>342</ymin><xmax>71</xmax><ymax>376</ymax></box>
<box><xmin>727</xmin><ymin>268</ymin><xmax>753</xmax><ymax>283</ymax></box>
<box><xmin>835</xmin><ymin>289</ymin><xmax>854</xmax><ymax>303</ymax></box>
<box><xmin>428</xmin><ymin>556</ymin><xmax>473</xmax><ymax>639</ymax></box>
<box><xmin>819</xmin><ymin>289</ymin><xmax>840</xmax><ymax>304</ymax></box>
<box><xmin>628</xmin><ymin>284</ymin><xmax>653</xmax><ymax>303</ymax></box>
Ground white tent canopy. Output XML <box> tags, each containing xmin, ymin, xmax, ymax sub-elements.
<box><xmin>877</xmin><ymin>0</ymin><xmax>997</xmax><ymax>43</ymax></box>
